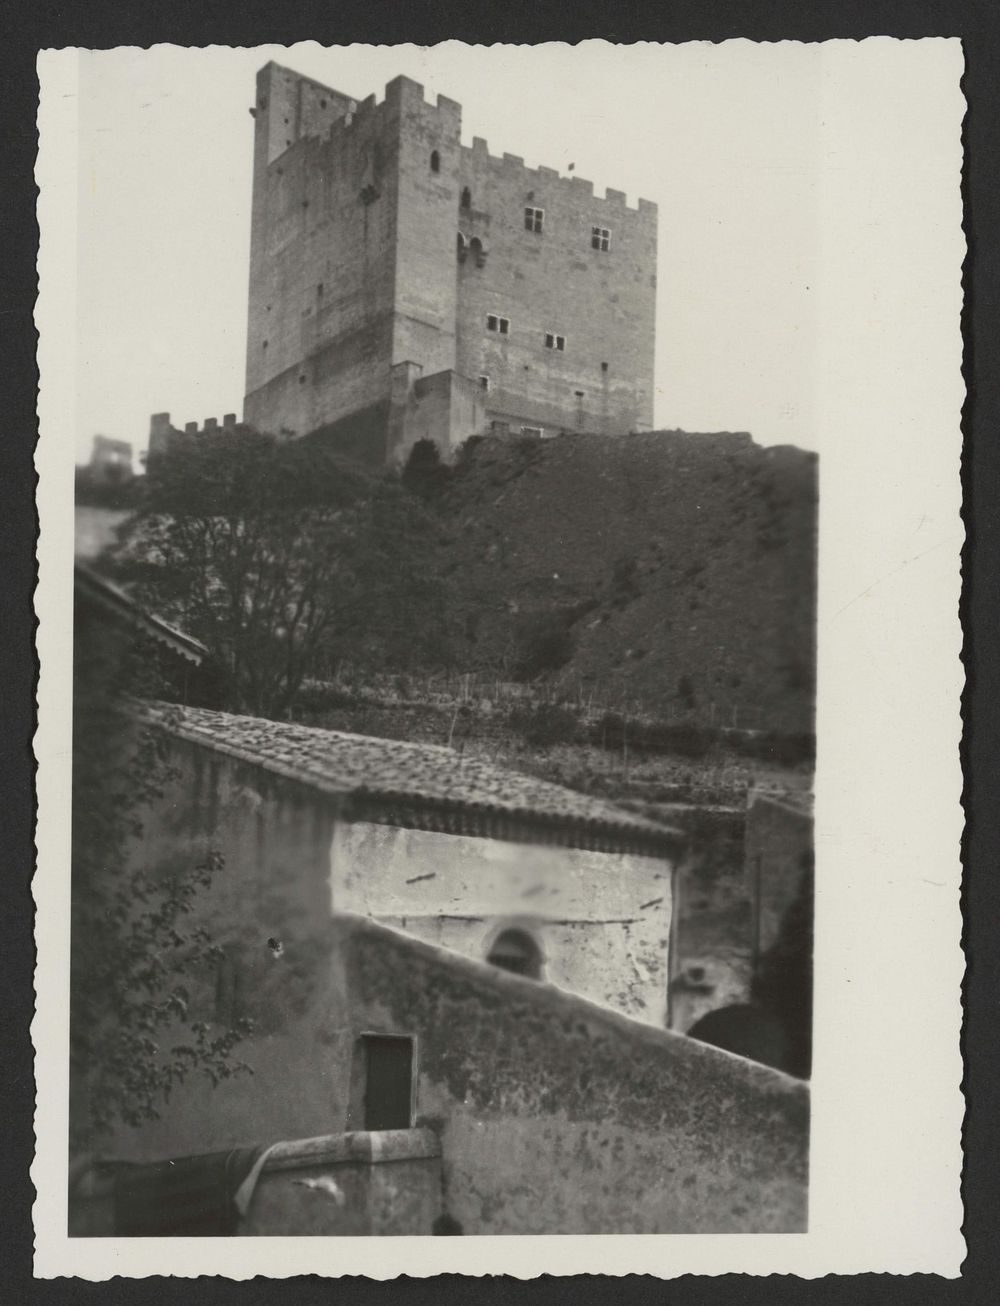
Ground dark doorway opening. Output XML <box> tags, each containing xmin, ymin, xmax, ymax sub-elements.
<box><xmin>362</xmin><ymin>1034</ymin><xmax>414</xmax><ymax>1130</ymax></box>
<box><xmin>487</xmin><ymin>928</ymin><xmax>543</xmax><ymax>979</ymax></box>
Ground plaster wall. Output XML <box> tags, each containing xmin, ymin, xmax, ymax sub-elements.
<box><xmin>241</xmin><ymin>1131</ymin><xmax>442</xmax><ymax>1235</ymax></box>
<box><xmin>94</xmin><ymin>736</ymin><xmax>354</xmax><ymax>1161</ymax></box>
<box><xmin>332</xmin><ymin>820</ymin><xmax>673</xmax><ymax>1025</ymax></box>
<box><xmin>345</xmin><ymin>916</ymin><xmax>809</xmax><ymax>1234</ymax></box>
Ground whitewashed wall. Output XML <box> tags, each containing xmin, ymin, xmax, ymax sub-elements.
<box><xmin>330</xmin><ymin>821</ymin><xmax>675</xmax><ymax>1026</ymax></box>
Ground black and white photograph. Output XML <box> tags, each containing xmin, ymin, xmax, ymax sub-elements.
<box><xmin>34</xmin><ymin>39</ymin><xmax>964</xmax><ymax>1277</ymax></box>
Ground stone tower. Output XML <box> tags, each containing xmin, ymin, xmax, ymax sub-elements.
<box><xmin>244</xmin><ymin>63</ymin><xmax>658</xmax><ymax>465</ymax></box>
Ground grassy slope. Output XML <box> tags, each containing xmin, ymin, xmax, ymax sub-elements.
<box><xmin>437</xmin><ymin>430</ymin><xmax>818</xmax><ymax>734</ymax></box>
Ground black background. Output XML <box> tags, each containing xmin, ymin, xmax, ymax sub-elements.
<box><xmin>3</xmin><ymin>1</ymin><xmax>996</xmax><ymax>1300</ymax></box>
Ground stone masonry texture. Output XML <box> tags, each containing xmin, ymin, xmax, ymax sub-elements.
<box><xmin>243</xmin><ymin>64</ymin><xmax>657</xmax><ymax>462</ymax></box>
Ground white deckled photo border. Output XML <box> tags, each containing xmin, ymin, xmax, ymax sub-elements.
<box><xmin>34</xmin><ymin>38</ymin><xmax>965</xmax><ymax>1277</ymax></box>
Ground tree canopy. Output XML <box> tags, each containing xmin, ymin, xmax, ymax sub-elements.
<box><xmin>112</xmin><ymin>433</ymin><xmax>457</xmax><ymax>717</ymax></box>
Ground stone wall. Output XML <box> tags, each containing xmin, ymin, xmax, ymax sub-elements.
<box><xmin>332</xmin><ymin>820</ymin><xmax>674</xmax><ymax>1025</ymax></box>
<box><xmin>343</xmin><ymin>915</ymin><xmax>809</xmax><ymax>1234</ymax></box>
<box><xmin>243</xmin><ymin>63</ymin><xmax>656</xmax><ymax>451</ymax></box>
<box><xmin>94</xmin><ymin>734</ymin><xmax>353</xmax><ymax>1160</ymax></box>
<box><xmin>745</xmin><ymin>791</ymin><xmax>814</xmax><ymax>958</ymax></box>
<box><xmin>456</xmin><ymin>142</ymin><xmax>657</xmax><ymax>436</ymax></box>
<box><xmin>69</xmin><ymin>1130</ymin><xmax>443</xmax><ymax>1236</ymax></box>
<box><xmin>241</xmin><ymin>1130</ymin><xmax>442</xmax><ymax>1235</ymax></box>
<box><xmin>244</xmin><ymin>67</ymin><xmax>400</xmax><ymax>437</ymax></box>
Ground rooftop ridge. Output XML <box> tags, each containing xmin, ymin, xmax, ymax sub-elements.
<box><xmin>135</xmin><ymin>700</ymin><xmax>684</xmax><ymax>857</ymax></box>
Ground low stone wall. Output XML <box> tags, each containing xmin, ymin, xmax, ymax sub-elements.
<box><xmin>68</xmin><ymin>1131</ymin><xmax>442</xmax><ymax>1237</ymax></box>
<box><xmin>340</xmin><ymin>914</ymin><xmax>809</xmax><ymax>1234</ymax></box>
<box><xmin>242</xmin><ymin>1130</ymin><xmax>441</xmax><ymax>1235</ymax></box>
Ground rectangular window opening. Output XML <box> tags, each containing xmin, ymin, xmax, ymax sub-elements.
<box><xmin>487</xmin><ymin>314</ymin><xmax>510</xmax><ymax>335</ymax></box>
<box><xmin>591</xmin><ymin>225</ymin><xmax>611</xmax><ymax>252</ymax></box>
<box><xmin>544</xmin><ymin>332</ymin><xmax>566</xmax><ymax>351</ymax></box>
<box><xmin>524</xmin><ymin>206</ymin><xmax>545</xmax><ymax>234</ymax></box>
<box><xmin>362</xmin><ymin>1034</ymin><xmax>414</xmax><ymax>1131</ymax></box>
<box><xmin>478</xmin><ymin>375</ymin><xmax>491</xmax><ymax>392</ymax></box>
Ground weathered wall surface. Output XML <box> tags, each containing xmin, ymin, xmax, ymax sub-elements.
<box><xmin>390</xmin><ymin>368</ymin><xmax>487</xmax><ymax>464</ymax></box>
<box><xmin>332</xmin><ymin>820</ymin><xmax>673</xmax><ymax>1025</ymax></box>
<box><xmin>669</xmin><ymin>804</ymin><xmax>754</xmax><ymax>1034</ymax></box>
<box><xmin>745</xmin><ymin>792</ymin><xmax>814</xmax><ymax>957</ymax></box>
<box><xmin>244</xmin><ymin>67</ymin><xmax>400</xmax><ymax>437</ymax></box>
<box><xmin>244</xmin><ymin>63</ymin><xmax>656</xmax><ymax>450</ymax></box>
<box><xmin>242</xmin><ymin>1131</ymin><xmax>442</xmax><ymax>1235</ymax></box>
<box><xmin>69</xmin><ymin>1130</ymin><xmax>443</xmax><ymax>1236</ymax></box>
<box><xmin>342</xmin><ymin>915</ymin><xmax>809</xmax><ymax>1234</ymax></box>
<box><xmin>456</xmin><ymin>142</ymin><xmax>657</xmax><ymax>436</ymax></box>
<box><xmin>99</xmin><ymin>735</ymin><xmax>355</xmax><ymax>1160</ymax></box>
<box><xmin>87</xmin><ymin>723</ymin><xmax>806</xmax><ymax>1235</ymax></box>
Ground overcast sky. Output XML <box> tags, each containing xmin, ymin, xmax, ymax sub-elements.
<box><xmin>70</xmin><ymin>40</ymin><xmax>955</xmax><ymax>464</ymax></box>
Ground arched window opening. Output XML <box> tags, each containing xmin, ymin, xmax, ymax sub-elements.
<box><xmin>487</xmin><ymin>928</ymin><xmax>543</xmax><ymax>980</ymax></box>
<box><xmin>430</xmin><ymin>150</ymin><xmax>440</xmax><ymax>173</ymax></box>
<box><xmin>460</xmin><ymin>186</ymin><xmax>472</xmax><ymax>210</ymax></box>
<box><xmin>468</xmin><ymin>235</ymin><xmax>487</xmax><ymax>268</ymax></box>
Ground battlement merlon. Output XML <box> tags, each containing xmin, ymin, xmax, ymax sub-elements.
<box><xmin>381</xmin><ymin>75</ymin><xmax>462</xmax><ymax>131</ymax></box>
<box><xmin>254</xmin><ymin>63</ymin><xmax>359</xmax><ymax>166</ymax></box>
<box><xmin>459</xmin><ymin>139</ymin><xmax>657</xmax><ymax>215</ymax></box>
<box><xmin>256</xmin><ymin>60</ymin><xmax>353</xmax><ymax>105</ymax></box>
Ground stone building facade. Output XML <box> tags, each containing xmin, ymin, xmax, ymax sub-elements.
<box><xmin>71</xmin><ymin>701</ymin><xmax>808</xmax><ymax>1235</ymax></box>
<box><xmin>243</xmin><ymin>63</ymin><xmax>658</xmax><ymax>464</ymax></box>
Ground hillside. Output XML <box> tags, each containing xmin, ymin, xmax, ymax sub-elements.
<box><xmin>432</xmin><ymin>429</ymin><xmax>817</xmax><ymax>735</ymax></box>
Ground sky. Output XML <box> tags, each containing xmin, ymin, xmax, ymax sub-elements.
<box><xmin>69</xmin><ymin>40</ymin><xmax>947</xmax><ymax>464</ymax></box>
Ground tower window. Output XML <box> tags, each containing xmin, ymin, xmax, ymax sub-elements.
<box><xmin>592</xmin><ymin>225</ymin><xmax>612</xmax><ymax>251</ymax></box>
<box><xmin>524</xmin><ymin>206</ymin><xmax>545</xmax><ymax>233</ymax></box>
<box><xmin>460</xmin><ymin>186</ymin><xmax>472</xmax><ymax>209</ymax></box>
<box><xmin>430</xmin><ymin>150</ymin><xmax>440</xmax><ymax>173</ymax></box>
<box><xmin>601</xmin><ymin>361</ymin><xmax>609</xmax><ymax>372</ymax></box>
<box><xmin>544</xmin><ymin>333</ymin><xmax>566</xmax><ymax>351</ymax></box>
<box><xmin>487</xmin><ymin>314</ymin><xmax>510</xmax><ymax>336</ymax></box>
<box><xmin>478</xmin><ymin>375</ymin><xmax>491</xmax><ymax>392</ymax></box>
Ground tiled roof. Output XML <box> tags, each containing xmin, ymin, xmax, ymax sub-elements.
<box><xmin>140</xmin><ymin>702</ymin><xmax>683</xmax><ymax>858</ymax></box>
<box><xmin>75</xmin><ymin>563</ymin><xmax>208</xmax><ymax>665</ymax></box>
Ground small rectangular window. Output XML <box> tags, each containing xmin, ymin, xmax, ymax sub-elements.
<box><xmin>591</xmin><ymin>225</ymin><xmax>611</xmax><ymax>251</ymax></box>
<box><xmin>362</xmin><ymin>1034</ymin><xmax>414</xmax><ymax>1131</ymax></box>
<box><xmin>524</xmin><ymin>206</ymin><xmax>545</xmax><ymax>233</ymax></box>
<box><xmin>487</xmin><ymin>314</ymin><xmax>510</xmax><ymax>335</ymax></box>
<box><xmin>544</xmin><ymin>332</ymin><xmax>566</xmax><ymax>351</ymax></box>
<box><xmin>478</xmin><ymin>375</ymin><xmax>491</xmax><ymax>392</ymax></box>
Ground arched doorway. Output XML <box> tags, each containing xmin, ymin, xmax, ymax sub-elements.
<box><xmin>486</xmin><ymin>927</ymin><xmax>543</xmax><ymax>980</ymax></box>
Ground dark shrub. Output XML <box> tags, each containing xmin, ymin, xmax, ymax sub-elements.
<box><xmin>507</xmin><ymin>702</ymin><xmax>581</xmax><ymax>747</ymax></box>
<box><xmin>511</xmin><ymin>610</ymin><xmax>575</xmax><ymax>681</ymax></box>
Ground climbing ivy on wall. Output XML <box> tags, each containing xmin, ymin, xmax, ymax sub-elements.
<box><xmin>69</xmin><ymin>633</ymin><xmax>253</xmax><ymax>1151</ymax></box>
